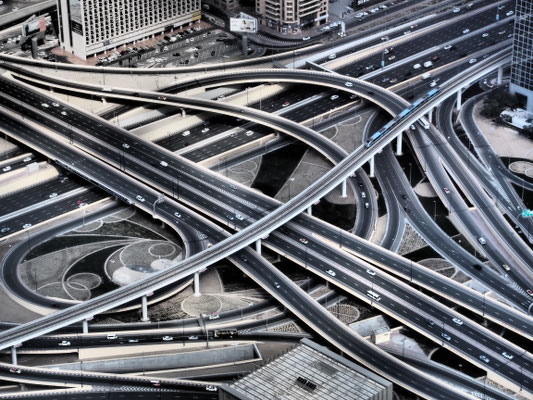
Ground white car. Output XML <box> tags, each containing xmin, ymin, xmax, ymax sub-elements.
<box><xmin>49</xmin><ymin>193</ymin><xmax>58</xmax><ymax>198</ymax></box>
<box><xmin>443</xmin><ymin>44</ymin><xmax>452</xmax><ymax>50</ymax></box>
<box><xmin>478</xmin><ymin>237</ymin><xmax>486</xmax><ymax>245</ymax></box>
<box><xmin>469</xmin><ymin>58</ymin><xmax>477</xmax><ymax>64</ymax></box>
<box><xmin>162</xmin><ymin>336</ymin><xmax>173</xmax><ymax>341</ymax></box>
<box><xmin>345</xmin><ymin>81</ymin><xmax>353</xmax><ymax>87</ymax></box>
<box><xmin>429</xmin><ymin>81</ymin><xmax>438</xmax><ymax>87</ymax></box>
<box><xmin>482</xmin><ymin>33</ymin><xmax>489</xmax><ymax>37</ymax></box>
<box><xmin>463</xmin><ymin>29</ymin><xmax>470</xmax><ymax>34</ymax></box>
<box><xmin>479</xmin><ymin>355</ymin><xmax>490</xmax><ymax>363</ymax></box>
<box><xmin>107</xmin><ymin>334</ymin><xmax>118</xmax><ymax>340</ymax></box>
<box><xmin>442</xmin><ymin>333</ymin><xmax>451</xmax><ymax>341</ymax></box>
<box><xmin>122</xmin><ymin>143</ymin><xmax>130</xmax><ymax>149</ymax></box>
<box><xmin>453</xmin><ymin>7</ymin><xmax>460</xmax><ymax>12</ymax></box>
<box><xmin>502</xmin><ymin>352</ymin><xmax>513</xmax><ymax>360</ymax></box>
<box><xmin>41</xmin><ymin>103</ymin><xmax>49</xmax><ymax>108</ymax></box>
<box><xmin>245</xmin><ymin>130</ymin><xmax>254</xmax><ymax>136</ymax></box>
<box><xmin>201</xmin><ymin>127</ymin><xmax>209</xmax><ymax>133</ymax></box>
<box><xmin>160</xmin><ymin>161</ymin><xmax>168</xmax><ymax>167</ymax></box>
<box><xmin>59</xmin><ymin>340</ymin><xmax>71</xmax><ymax>346</ymax></box>
<box><xmin>136</xmin><ymin>195</ymin><xmax>145</xmax><ymax>202</ymax></box>
<box><xmin>328</xmin><ymin>54</ymin><xmax>336</xmax><ymax>60</ymax></box>
<box><xmin>182</xmin><ymin>130</ymin><xmax>190</xmax><ymax>136</ymax></box>
<box><xmin>174</xmin><ymin>212</ymin><xmax>181</xmax><ymax>218</ymax></box>
<box><xmin>452</xmin><ymin>317</ymin><xmax>463</xmax><ymax>325</ymax></box>
<box><xmin>302</xmin><ymin>36</ymin><xmax>311</xmax><ymax>41</ymax></box>
<box><xmin>208</xmin><ymin>313</ymin><xmax>220</xmax><ymax>320</ymax></box>
<box><xmin>2</xmin><ymin>166</ymin><xmax>11</xmax><ymax>172</ymax></box>
<box><xmin>326</xmin><ymin>269</ymin><xmax>336</xmax><ymax>277</ymax></box>
<box><xmin>52</xmin><ymin>102</ymin><xmax>59</xmax><ymax>107</ymax></box>
<box><xmin>366</xmin><ymin>269</ymin><xmax>376</xmax><ymax>276</ymax></box>
<box><xmin>61</xmin><ymin>111</ymin><xmax>67</xmax><ymax>116</ymax></box>
<box><xmin>23</xmin><ymin>223</ymin><xmax>32</xmax><ymax>229</ymax></box>
<box><xmin>206</xmin><ymin>385</ymin><xmax>218</xmax><ymax>392</ymax></box>
<box><xmin>506</xmin><ymin>11</ymin><xmax>513</xmax><ymax>16</ymax></box>
<box><xmin>235</xmin><ymin>214</ymin><xmax>244</xmax><ymax>221</ymax></box>
<box><xmin>330</xmin><ymin>95</ymin><xmax>339</xmax><ymax>100</ymax></box>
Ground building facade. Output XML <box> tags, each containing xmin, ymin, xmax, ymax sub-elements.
<box><xmin>255</xmin><ymin>0</ymin><xmax>328</xmax><ymax>34</ymax></box>
<box><xmin>57</xmin><ymin>0</ymin><xmax>201</xmax><ymax>59</ymax></box>
<box><xmin>510</xmin><ymin>0</ymin><xmax>533</xmax><ymax>115</ymax></box>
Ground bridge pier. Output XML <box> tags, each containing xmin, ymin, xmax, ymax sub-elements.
<box><xmin>141</xmin><ymin>295</ymin><xmax>149</xmax><ymax>322</ymax></box>
<box><xmin>497</xmin><ymin>66</ymin><xmax>503</xmax><ymax>85</ymax></box>
<box><xmin>181</xmin><ymin>108</ymin><xmax>186</xmax><ymax>117</ymax></box>
<box><xmin>82</xmin><ymin>319</ymin><xmax>89</xmax><ymax>334</ymax></box>
<box><xmin>396</xmin><ymin>133</ymin><xmax>403</xmax><ymax>156</ymax></box>
<box><xmin>456</xmin><ymin>90</ymin><xmax>462</xmax><ymax>111</ymax></box>
<box><xmin>307</xmin><ymin>205</ymin><xmax>312</xmax><ymax>215</ymax></box>
<box><xmin>341</xmin><ymin>179</ymin><xmax>347</xmax><ymax>198</ymax></box>
<box><xmin>369</xmin><ymin>156</ymin><xmax>375</xmax><ymax>178</ymax></box>
<box><xmin>427</xmin><ymin>108</ymin><xmax>433</xmax><ymax>124</ymax></box>
<box><xmin>194</xmin><ymin>272</ymin><xmax>201</xmax><ymax>296</ymax></box>
<box><xmin>255</xmin><ymin>239</ymin><xmax>262</xmax><ymax>255</ymax></box>
<box><xmin>11</xmin><ymin>346</ymin><xmax>17</xmax><ymax>366</ymax></box>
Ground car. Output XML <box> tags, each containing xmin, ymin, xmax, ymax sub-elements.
<box><xmin>473</xmin><ymin>264</ymin><xmax>483</xmax><ymax>271</ymax></box>
<box><xmin>229</xmin><ymin>184</ymin><xmax>237</xmax><ymax>190</ymax></box>
<box><xmin>430</xmin><ymin>81</ymin><xmax>438</xmax><ymax>87</ymax></box>
<box><xmin>299</xmin><ymin>238</ymin><xmax>308</xmax><ymax>244</ymax></box>
<box><xmin>527</xmin><ymin>289</ymin><xmax>533</xmax><ymax>297</ymax></box>
<box><xmin>498</xmin><ymin>30</ymin><xmax>506</xmax><ymax>35</ymax></box>
<box><xmin>444</xmin><ymin>44</ymin><xmax>452</xmax><ymax>50</ymax></box>
<box><xmin>173</xmin><ymin>211</ymin><xmax>181</xmax><ymax>218</ymax></box>
<box><xmin>330</xmin><ymin>95</ymin><xmax>339</xmax><ymax>100</ymax></box>
<box><xmin>452</xmin><ymin>317</ymin><xmax>463</xmax><ymax>325</ymax></box>
<box><xmin>188</xmin><ymin>335</ymin><xmax>198</xmax><ymax>340</ymax></box>
<box><xmin>235</xmin><ymin>214</ymin><xmax>244</xmax><ymax>221</ymax></box>
<box><xmin>61</xmin><ymin>110</ymin><xmax>68</xmax><ymax>116</ymax></box>
<box><xmin>23</xmin><ymin>223</ymin><xmax>32</xmax><ymax>229</ymax></box>
<box><xmin>366</xmin><ymin>269</ymin><xmax>376</xmax><ymax>276</ymax></box>
<box><xmin>443</xmin><ymin>187</ymin><xmax>450</xmax><ymax>194</ymax></box>
<box><xmin>159</xmin><ymin>161</ymin><xmax>168</xmax><ymax>167</ymax></box>
<box><xmin>328</xmin><ymin>54</ymin><xmax>336</xmax><ymax>60</ymax></box>
<box><xmin>245</xmin><ymin>130</ymin><xmax>254</xmax><ymax>136</ymax></box>
<box><xmin>151</xmin><ymin>380</ymin><xmax>161</xmax><ymax>387</ymax></box>
<box><xmin>41</xmin><ymin>102</ymin><xmax>50</xmax><ymax>108</ymax></box>
<box><xmin>502</xmin><ymin>352</ymin><xmax>514</xmax><ymax>360</ymax></box>
<box><xmin>0</xmin><ymin>227</ymin><xmax>10</xmax><ymax>233</ymax></box>
<box><xmin>388</xmin><ymin>55</ymin><xmax>396</xmax><ymax>61</ymax></box>
<box><xmin>482</xmin><ymin>33</ymin><xmax>489</xmax><ymax>38</ymax></box>
<box><xmin>413</xmin><ymin>63</ymin><xmax>421</xmax><ymax>69</ymax></box>
<box><xmin>469</xmin><ymin>58</ymin><xmax>477</xmax><ymax>64</ymax></box>
<box><xmin>404</xmin><ymin>206</ymin><xmax>411</xmax><ymax>213</ymax></box>
<box><xmin>506</xmin><ymin>11</ymin><xmax>513</xmax><ymax>16</ymax></box>
<box><xmin>128</xmin><ymin>339</ymin><xmax>139</xmax><ymax>343</ymax></box>
<box><xmin>441</xmin><ymin>333</ymin><xmax>451</xmax><ymax>341</ymax></box>
<box><xmin>9</xmin><ymin>367</ymin><xmax>21</xmax><ymax>374</ymax></box>
<box><xmin>361</xmin><ymin>191</ymin><xmax>366</xmax><ymax>198</ymax></box>
<box><xmin>157</xmin><ymin>96</ymin><xmax>167</xmax><ymax>100</ymax></box>
<box><xmin>49</xmin><ymin>193</ymin><xmax>58</xmax><ymax>198</ymax></box>
<box><xmin>201</xmin><ymin>127</ymin><xmax>210</xmax><ymax>133</ymax></box>
<box><xmin>59</xmin><ymin>340</ymin><xmax>71</xmax><ymax>346</ymax></box>
<box><xmin>431</xmin><ymin>55</ymin><xmax>440</xmax><ymax>62</ymax></box>
<box><xmin>2</xmin><ymin>166</ymin><xmax>11</xmax><ymax>172</ymax></box>
<box><xmin>426</xmin><ymin>319</ymin><xmax>435</xmax><ymax>326</ymax></box>
<box><xmin>282</xmin><ymin>101</ymin><xmax>290</xmax><ymax>107</ymax></box>
<box><xmin>365</xmin><ymin>65</ymin><xmax>374</xmax><ymax>70</ymax></box>
<box><xmin>162</xmin><ymin>336</ymin><xmax>173</xmax><ymax>341</ymax></box>
<box><xmin>107</xmin><ymin>334</ymin><xmax>118</xmax><ymax>340</ymax></box>
<box><xmin>478</xmin><ymin>237</ymin><xmax>486</xmax><ymax>245</ymax></box>
<box><xmin>206</xmin><ymin>385</ymin><xmax>218</xmax><ymax>392</ymax></box>
<box><xmin>345</xmin><ymin>81</ymin><xmax>353</xmax><ymax>87</ymax></box>
<box><xmin>479</xmin><ymin>355</ymin><xmax>490</xmax><ymax>363</ymax></box>
<box><xmin>240</xmin><ymin>254</ymin><xmax>248</xmax><ymax>262</ymax></box>
<box><xmin>302</xmin><ymin>36</ymin><xmax>311</xmax><ymax>41</ymax></box>
<box><xmin>390</xmin><ymin>78</ymin><xmax>398</xmax><ymax>83</ymax></box>
<box><xmin>182</xmin><ymin>130</ymin><xmax>190</xmax><ymax>136</ymax></box>
<box><xmin>226</xmin><ymin>214</ymin><xmax>234</xmax><ymax>221</ymax></box>
<box><xmin>502</xmin><ymin>264</ymin><xmax>510</xmax><ymax>271</ymax></box>
<box><xmin>463</xmin><ymin>29</ymin><xmax>470</xmax><ymax>34</ymax></box>
<box><xmin>326</xmin><ymin>269</ymin><xmax>336</xmax><ymax>277</ymax></box>
<box><xmin>122</xmin><ymin>143</ymin><xmax>130</xmax><ymax>149</ymax></box>
<box><xmin>209</xmin><ymin>313</ymin><xmax>220</xmax><ymax>320</ymax></box>
<box><xmin>274</xmin><ymin>282</ymin><xmax>281</xmax><ymax>288</ymax></box>
<box><xmin>453</xmin><ymin>7</ymin><xmax>460</xmax><ymax>12</ymax></box>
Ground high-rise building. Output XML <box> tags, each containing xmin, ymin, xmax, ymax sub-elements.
<box><xmin>510</xmin><ymin>0</ymin><xmax>533</xmax><ymax>115</ymax></box>
<box><xmin>57</xmin><ymin>0</ymin><xmax>201</xmax><ymax>60</ymax></box>
<box><xmin>255</xmin><ymin>0</ymin><xmax>328</xmax><ymax>34</ymax></box>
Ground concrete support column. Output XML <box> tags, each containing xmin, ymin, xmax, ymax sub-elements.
<box><xmin>194</xmin><ymin>272</ymin><xmax>200</xmax><ymax>297</ymax></box>
<box><xmin>341</xmin><ymin>179</ymin><xmax>347</xmax><ymax>198</ymax></box>
<box><xmin>255</xmin><ymin>239</ymin><xmax>261</xmax><ymax>255</ymax></box>
<box><xmin>307</xmin><ymin>205</ymin><xmax>312</xmax><ymax>215</ymax></box>
<box><xmin>11</xmin><ymin>346</ymin><xmax>17</xmax><ymax>366</ymax></box>
<box><xmin>181</xmin><ymin>108</ymin><xmax>186</xmax><ymax>117</ymax></box>
<box><xmin>497</xmin><ymin>66</ymin><xmax>503</xmax><ymax>85</ymax></box>
<box><xmin>456</xmin><ymin>90</ymin><xmax>462</xmax><ymax>110</ymax></box>
<box><xmin>141</xmin><ymin>295</ymin><xmax>149</xmax><ymax>322</ymax></box>
<box><xmin>427</xmin><ymin>108</ymin><xmax>433</xmax><ymax>124</ymax></box>
<box><xmin>369</xmin><ymin>156</ymin><xmax>375</xmax><ymax>178</ymax></box>
<box><xmin>82</xmin><ymin>319</ymin><xmax>89</xmax><ymax>334</ymax></box>
<box><xmin>396</xmin><ymin>132</ymin><xmax>403</xmax><ymax>156</ymax></box>
<box><xmin>101</xmin><ymin>97</ymin><xmax>107</xmax><ymax>104</ymax></box>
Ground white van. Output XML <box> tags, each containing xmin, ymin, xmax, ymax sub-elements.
<box><xmin>423</xmin><ymin>61</ymin><xmax>433</xmax><ymax>68</ymax></box>
<box><xmin>366</xmin><ymin>290</ymin><xmax>381</xmax><ymax>301</ymax></box>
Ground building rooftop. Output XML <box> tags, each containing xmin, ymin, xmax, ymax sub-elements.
<box><xmin>229</xmin><ymin>339</ymin><xmax>392</xmax><ymax>400</ymax></box>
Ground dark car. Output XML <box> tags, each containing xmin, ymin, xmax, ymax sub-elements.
<box><xmin>473</xmin><ymin>264</ymin><xmax>483</xmax><ymax>271</ymax></box>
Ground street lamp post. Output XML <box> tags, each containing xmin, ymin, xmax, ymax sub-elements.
<box><xmin>433</xmin><ymin>200</ymin><xmax>437</xmax><ymax>222</ymax></box>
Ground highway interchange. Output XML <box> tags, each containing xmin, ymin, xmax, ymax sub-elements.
<box><xmin>0</xmin><ymin>0</ymin><xmax>532</xmax><ymax>399</ymax></box>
